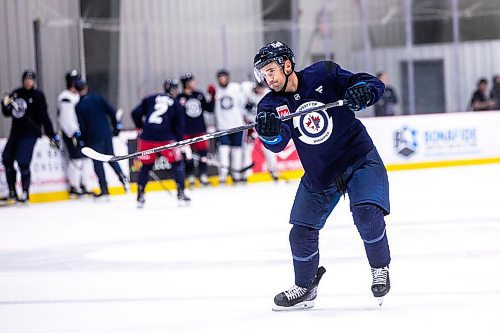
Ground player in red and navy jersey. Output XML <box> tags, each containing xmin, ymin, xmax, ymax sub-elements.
<box><xmin>177</xmin><ymin>73</ymin><xmax>214</xmax><ymax>186</ymax></box>
<box><xmin>131</xmin><ymin>80</ymin><xmax>190</xmax><ymax>207</ymax></box>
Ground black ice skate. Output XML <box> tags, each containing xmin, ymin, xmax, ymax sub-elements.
<box><xmin>69</xmin><ymin>186</ymin><xmax>84</xmax><ymax>197</ymax></box>
<box><xmin>137</xmin><ymin>186</ymin><xmax>145</xmax><ymax>209</ymax></box>
<box><xmin>273</xmin><ymin>266</ymin><xmax>326</xmax><ymax>311</ymax></box>
<box><xmin>177</xmin><ymin>189</ymin><xmax>191</xmax><ymax>205</ymax></box>
<box><xmin>0</xmin><ymin>190</ymin><xmax>18</xmax><ymax>206</ymax></box>
<box><xmin>93</xmin><ymin>188</ymin><xmax>110</xmax><ymax>201</ymax></box>
<box><xmin>17</xmin><ymin>190</ymin><xmax>29</xmax><ymax>204</ymax></box>
<box><xmin>371</xmin><ymin>266</ymin><xmax>390</xmax><ymax>306</ymax></box>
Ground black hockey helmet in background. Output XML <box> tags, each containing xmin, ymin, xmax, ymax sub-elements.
<box><xmin>216</xmin><ymin>69</ymin><xmax>230</xmax><ymax>77</ymax></box>
<box><xmin>164</xmin><ymin>79</ymin><xmax>179</xmax><ymax>94</ymax></box>
<box><xmin>180</xmin><ymin>72</ymin><xmax>194</xmax><ymax>89</ymax></box>
<box><xmin>22</xmin><ymin>69</ymin><xmax>36</xmax><ymax>81</ymax></box>
<box><xmin>65</xmin><ymin>69</ymin><xmax>83</xmax><ymax>90</ymax></box>
<box><xmin>253</xmin><ymin>41</ymin><xmax>295</xmax><ymax>83</ymax></box>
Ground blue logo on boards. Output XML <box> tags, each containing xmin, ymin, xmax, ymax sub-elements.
<box><xmin>394</xmin><ymin>126</ymin><xmax>418</xmax><ymax>158</ymax></box>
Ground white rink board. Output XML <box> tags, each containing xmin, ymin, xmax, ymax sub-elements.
<box><xmin>362</xmin><ymin>111</ymin><xmax>500</xmax><ymax>165</ymax></box>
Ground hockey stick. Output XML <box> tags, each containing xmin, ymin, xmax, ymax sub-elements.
<box><xmin>191</xmin><ymin>153</ymin><xmax>254</xmax><ymax>174</ymax></box>
<box><xmin>148</xmin><ymin>170</ymin><xmax>173</xmax><ymax>196</ymax></box>
<box><xmin>82</xmin><ymin>99</ymin><xmax>346</xmax><ymax>162</ymax></box>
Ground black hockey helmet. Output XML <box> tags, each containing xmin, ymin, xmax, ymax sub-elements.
<box><xmin>22</xmin><ymin>69</ymin><xmax>36</xmax><ymax>81</ymax></box>
<box><xmin>65</xmin><ymin>69</ymin><xmax>82</xmax><ymax>89</ymax></box>
<box><xmin>253</xmin><ymin>41</ymin><xmax>295</xmax><ymax>83</ymax></box>
<box><xmin>216</xmin><ymin>69</ymin><xmax>230</xmax><ymax>77</ymax></box>
<box><xmin>180</xmin><ymin>72</ymin><xmax>194</xmax><ymax>88</ymax></box>
<box><xmin>164</xmin><ymin>79</ymin><xmax>179</xmax><ymax>94</ymax></box>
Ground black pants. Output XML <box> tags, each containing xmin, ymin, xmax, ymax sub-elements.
<box><xmin>2</xmin><ymin>136</ymin><xmax>38</xmax><ymax>193</ymax></box>
<box><xmin>89</xmin><ymin>137</ymin><xmax>124</xmax><ymax>193</ymax></box>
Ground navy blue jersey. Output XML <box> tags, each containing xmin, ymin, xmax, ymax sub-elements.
<box><xmin>257</xmin><ymin>61</ymin><xmax>385</xmax><ymax>191</ymax></box>
<box><xmin>132</xmin><ymin>93</ymin><xmax>184</xmax><ymax>141</ymax></box>
<box><xmin>75</xmin><ymin>93</ymin><xmax>117</xmax><ymax>143</ymax></box>
<box><xmin>177</xmin><ymin>91</ymin><xmax>213</xmax><ymax>134</ymax></box>
<box><xmin>1</xmin><ymin>87</ymin><xmax>55</xmax><ymax>138</ymax></box>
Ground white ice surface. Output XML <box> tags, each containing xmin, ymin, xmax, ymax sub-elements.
<box><xmin>1</xmin><ymin>164</ymin><xmax>500</xmax><ymax>333</ymax></box>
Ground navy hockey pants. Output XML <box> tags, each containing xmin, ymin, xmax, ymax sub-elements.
<box><xmin>2</xmin><ymin>136</ymin><xmax>38</xmax><ymax>192</ymax></box>
<box><xmin>88</xmin><ymin>137</ymin><xmax>124</xmax><ymax>193</ymax></box>
<box><xmin>289</xmin><ymin>148</ymin><xmax>391</xmax><ymax>287</ymax></box>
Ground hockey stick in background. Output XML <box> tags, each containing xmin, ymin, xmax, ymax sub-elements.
<box><xmin>82</xmin><ymin>99</ymin><xmax>346</xmax><ymax>162</ymax></box>
<box><xmin>148</xmin><ymin>170</ymin><xmax>173</xmax><ymax>196</ymax></box>
<box><xmin>191</xmin><ymin>153</ymin><xmax>254</xmax><ymax>174</ymax></box>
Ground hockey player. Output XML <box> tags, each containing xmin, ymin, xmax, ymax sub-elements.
<box><xmin>177</xmin><ymin>73</ymin><xmax>214</xmax><ymax>186</ymax></box>
<box><xmin>57</xmin><ymin>69</ymin><xmax>93</xmax><ymax>196</ymax></box>
<box><xmin>132</xmin><ymin>81</ymin><xmax>190</xmax><ymax>208</ymax></box>
<box><xmin>253</xmin><ymin>41</ymin><xmax>391</xmax><ymax>310</ymax></box>
<box><xmin>242</xmin><ymin>81</ymin><xmax>278</xmax><ymax>182</ymax></box>
<box><xmin>164</xmin><ymin>79</ymin><xmax>180</xmax><ymax>98</ymax></box>
<box><xmin>1</xmin><ymin>69</ymin><xmax>60</xmax><ymax>203</ymax></box>
<box><xmin>213</xmin><ymin>69</ymin><xmax>247</xmax><ymax>184</ymax></box>
<box><xmin>75</xmin><ymin>82</ymin><xmax>129</xmax><ymax>198</ymax></box>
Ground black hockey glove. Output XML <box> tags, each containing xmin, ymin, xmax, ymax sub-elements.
<box><xmin>255</xmin><ymin>111</ymin><xmax>281</xmax><ymax>142</ymax></box>
<box><xmin>345</xmin><ymin>82</ymin><xmax>375</xmax><ymax>111</ymax></box>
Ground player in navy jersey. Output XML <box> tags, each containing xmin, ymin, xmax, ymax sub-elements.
<box><xmin>253</xmin><ymin>41</ymin><xmax>391</xmax><ymax>310</ymax></box>
<box><xmin>1</xmin><ymin>69</ymin><xmax>60</xmax><ymax>203</ymax></box>
<box><xmin>131</xmin><ymin>82</ymin><xmax>190</xmax><ymax>207</ymax></box>
<box><xmin>177</xmin><ymin>73</ymin><xmax>214</xmax><ymax>186</ymax></box>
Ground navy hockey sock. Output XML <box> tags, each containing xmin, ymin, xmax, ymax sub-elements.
<box><xmin>198</xmin><ymin>150</ymin><xmax>208</xmax><ymax>175</ymax></box>
<box><xmin>138</xmin><ymin>164</ymin><xmax>154</xmax><ymax>188</ymax></box>
<box><xmin>171</xmin><ymin>161</ymin><xmax>186</xmax><ymax>190</ymax></box>
<box><xmin>352</xmin><ymin>204</ymin><xmax>391</xmax><ymax>268</ymax></box>
<box><xmin>290</xmin><ymin>224</ymin><xmax>320</xmax><ymax>288</ymax></box>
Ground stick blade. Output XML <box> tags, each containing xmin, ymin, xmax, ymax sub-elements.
<box><xmin>81</xmin><ymin>147</ymin><xmax>113</xmax><ymax>162</ymax></box>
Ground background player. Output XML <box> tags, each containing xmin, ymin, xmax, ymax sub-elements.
<box><xmin>76</xmin><ymin>82</ymin><xmax>129</xmax><ymax>199</ymax></box>
<box><xmin>242</xmin><ymin>80</ymin><xmax>278</xmax><ymax>182</ymax></box>
<box><xmin>213</xmin><ymin>69</ymin><xmax>247</xmax><ymax>184</ymax></box>
<box><xmin>132</xmin><ymin>81</ymin><xmax>190</xmax><ymax>208</ymax></box>
<box><xmin>177</xmin><ymin>73</ymin><xmax>214</xmax><ymax>186</ymax></box>
<box><xmin>1</xmin><ymin>69</ymin><xmax>60</xmax><ymax>203</ymax></box>
<box><xmin>253</xmin><ymin>41</ymin><xmax>391</xmax><ymax>310</ymax></box>
<box><xmin>57</xmin><ymin>69</ymin><xmax>93</xmax><ymax>196</ymax></box>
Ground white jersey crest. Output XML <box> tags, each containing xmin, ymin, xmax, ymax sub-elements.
<box><xmin>292</xmin><ymin>101</ymin><xmax>333</xmax><ymax>145</ymax></box>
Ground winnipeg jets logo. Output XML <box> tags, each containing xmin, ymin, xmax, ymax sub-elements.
<box><xmin>305</xmin><ymin>114</ymin><xmax>322</xmax><ymax>131</ymax></box>
<box><xmin>293</xmin><ymin>101</ymin><xmax>333</xmax><ymax>145</ymax></box>
<box><xmin>185</xmin><ymin>98</ymin><xmax>202</xmax><ymax>118</ymax></box>
<box><xmin>220</xmin><ymin>96</ymin><xmax>234</xmax><ymax>110</ymax></box>
<box><xmin>315</xmin><ymin>86</ymin><xmax>323</xmax><ymax>94</ymax></box>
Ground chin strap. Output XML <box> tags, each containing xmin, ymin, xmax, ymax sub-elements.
<box><xmin>279</xmin><ymin>67</ymin><xmax>293</xmax><ymax>93</ymax></box>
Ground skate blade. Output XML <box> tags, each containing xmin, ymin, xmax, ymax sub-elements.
<box><xmin>272</xmin><ymin>301</ymin><xmax>315</xmax><ymax>312</ymax></box>
<box><xmin>376</xmin><ymin>296</ymin><xmax>385</xmax><ymax>306</ymax></box>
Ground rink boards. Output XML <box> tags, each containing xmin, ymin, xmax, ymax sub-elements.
<box><xmin>1</xmin><ymin>110</ymin><xmax>500</xmax><ymax>202</ymax></box>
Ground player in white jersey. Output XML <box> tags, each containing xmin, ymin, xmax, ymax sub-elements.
<box><xmin>57</xmin><ymin>69</ymin><xmax>94</xmax><ymax>196</ymax></box>
<box><xmin>213</xmin><ymin>69</ymin><xmax>247</xmax><ymax>183</ymax></box>
<box><xmin>241</xmin><ymin>80</ymin><xmax>278</xmax><ymax>182</ymax></box>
